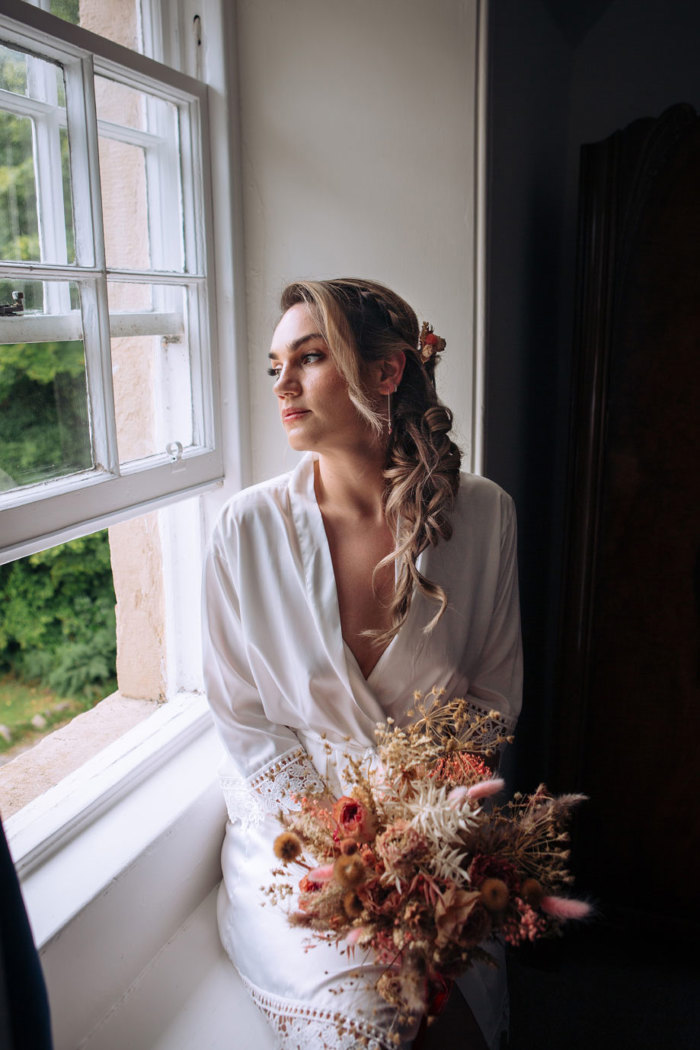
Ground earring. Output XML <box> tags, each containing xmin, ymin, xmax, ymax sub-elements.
<box><xmin>387</xmin><ymin>385</ymin><xmax>396</xmax><ymax>434</ymax></box>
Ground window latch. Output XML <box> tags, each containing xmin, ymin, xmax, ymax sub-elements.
<box><xmin>0</xmin><ymin>291</ymin><xmax>24</xmax><ymax>317</ymax></box>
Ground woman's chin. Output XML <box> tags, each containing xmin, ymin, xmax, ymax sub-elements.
<box><xmin>284</xmin><ymin>431</ymin><xmax>314</xmax><ymax>453</ymax></box>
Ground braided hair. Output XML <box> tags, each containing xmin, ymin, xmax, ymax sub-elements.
<box><xmin>279</xmin><ymin>278</ymin><xmax>462</xmax><ymax>645</ymax></box>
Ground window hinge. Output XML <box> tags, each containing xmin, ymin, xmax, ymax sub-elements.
<box><xmin>0</xmin><ymin>291</ymin><xmax>24</xmax><ymax>317</ymax></box>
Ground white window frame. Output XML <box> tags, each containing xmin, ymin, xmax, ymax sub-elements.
<box><xmin>0</xmin><ymin>0</ymin><xmax>223</xmax><ymax>564</ymax></box>
<box><xmin>2</xmin><ymin>0</ymin><xmax>247</xmax><ymax>887</ymax></box>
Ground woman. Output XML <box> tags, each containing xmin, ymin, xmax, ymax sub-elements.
<box><xmin>203</xmin><ymin>278</ymin><xmax>522</xmax><ymax>1050</ymax></box>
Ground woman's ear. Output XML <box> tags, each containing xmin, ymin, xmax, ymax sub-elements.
<box><xmin>377</xmin><ymin>350</ymin><xmax>406</xmax><ymax>394</ymax></box>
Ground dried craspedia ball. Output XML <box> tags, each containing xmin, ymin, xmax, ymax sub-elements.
<box><xmin>522</xmin><ymin>878</ymin><xmax>544</xmax><ymax>908</ymax></box>
<box><xmin>333</xmin><ymin>853</ymin><xmax>365</xmax><ymax>888</ymax></box>
<box><xmin>273</xmin><ymin>831</ymin><xmax>302</xmax><ymax>863</ymax></box>
<box><xmin>343</xmin><ymin>891</ymin><xmax>364</xmax><ymax>919</ymax></box>
<box><xmin>480</xmin><ymin>877</ymin><xmax>509</xmax><ymax>913</ymax></box>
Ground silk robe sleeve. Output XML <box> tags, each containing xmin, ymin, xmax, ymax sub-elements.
<box><xmin>466</xmin><ymin>491</ymin><xmax>522</xmax><ymax>724</ymax></box>
<box><xmin>202</xmin><ymin>519</ymin><xmax>324</xmax><ymax>827</ymax></box>
<box><xmin>399</xmin><ymin>478</ymin><xmax>522</xmax><ymax>755</ymax></box>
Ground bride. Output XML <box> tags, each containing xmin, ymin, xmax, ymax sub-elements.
<box><xmin>202</xmin><ymin>278</ymin><xmax>522</xmax><ymax>1049</ymax></box>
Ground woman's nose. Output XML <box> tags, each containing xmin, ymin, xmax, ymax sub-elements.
<box><xmin>274</xmin><ymin>365</ymin><xmax>301</xmax><ymax>396</ymax></box>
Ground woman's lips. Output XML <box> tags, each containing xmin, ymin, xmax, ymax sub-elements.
<box><xmin>282</xmin><ymin>409</ymin><xmax>309</xmax><ymax>422</ymax></box>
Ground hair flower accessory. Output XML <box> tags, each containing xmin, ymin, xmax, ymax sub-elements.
<box><xmin>419</xmin><ymin>321</ymin><xmax>447</xmax><ymax>365</ymax></box>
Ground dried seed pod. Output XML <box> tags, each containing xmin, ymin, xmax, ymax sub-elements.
<box><xmin>334</xmin><ymin>853</ymin><xmax>366</xmax><ymax>888</ymax></box>
<box><xmin>521</xmin><ymin>878</ymin><xmax>544</xmax><ymax>908</ymax></box>
<box><xmin>480</xmin><ymin>877</ymin><xmax>509</xmax><ymax>913</ymax></box>
<box><xmin>273</xmin><ymin>832</ymin><xmax>302</xmax><ymax>863</ymax></box>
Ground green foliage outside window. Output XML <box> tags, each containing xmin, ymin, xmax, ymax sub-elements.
<box><xmin>0</xmin><ymin>532</ymin><xmax>117</xmax><ymax>702</ymax></box>
<box><xmin>0</xmin><ymin>0</ymin><xmax>123</xmax><ymax>728</ymax></box>
<box><xmin>0</xmin><ymin>339</ymin><xmax>92</xmax><ymax>490</ymax></box>
<box><xmin>50</xmin><ymin>0</ymin><xmax>80</xmax><ymax>23</ymax></box>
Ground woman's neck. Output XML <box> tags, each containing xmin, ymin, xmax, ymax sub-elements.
<box><xmin>314</xmin><ymin>448</ymin><xmax>386</xmax><ymax>521</ymax></box>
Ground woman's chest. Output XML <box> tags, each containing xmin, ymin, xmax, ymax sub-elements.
<box><xmin>322</xmin><ymin>516</ymin><xmax>395</xmax><ymax>678</ymax></box>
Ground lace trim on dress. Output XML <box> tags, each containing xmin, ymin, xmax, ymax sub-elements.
<box><xmin>240</xmin><ymin>974</ymin><xmax>403</xmax><ymax>1050</ymax></box>
<box><xmin>219</xmin><ymin>747</ymin><xmax>325</xmax><ymax>829</ymax></box>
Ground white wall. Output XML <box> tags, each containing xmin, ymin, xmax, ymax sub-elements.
<box><xmin>235</xmin><ymin>0</ymin><xmax>484</xmax><ymax>482</ymax></box>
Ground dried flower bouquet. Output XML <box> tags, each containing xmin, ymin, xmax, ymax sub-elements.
<box><xmin>267</xmin><ymin>690</ymin><xmax>590</xmax><ymax>1029</ymax></box>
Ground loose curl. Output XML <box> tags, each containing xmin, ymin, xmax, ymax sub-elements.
<box><xmin>280</xmin><ymin>278</ymin><xmax>462</xmax><ymax>645</ymax></box>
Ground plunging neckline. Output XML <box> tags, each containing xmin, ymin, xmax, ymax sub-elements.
<box><xmin>343</xmin><ymin>632</ymin><xmax>398</xmax><ymax>684</ymax></box>
<box><xmin>310</xmin><ymin>457</ymin><xmax>401</xmax><ymax>684</ymax></box>
<box><xmin>292</xmin><ymin>453</ymin><xmax>410</xmax><ymax>689</ymax></box>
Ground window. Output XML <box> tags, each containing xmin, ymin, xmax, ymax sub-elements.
<box><xmin>0</xmin><ymin>0</ymin><xmax>238</xmax><ymax>851</ymax></box>
<box><xmin>0</xmin><ymin>0</ymin><xmax>222</xmax><ymax>565</ymax></box>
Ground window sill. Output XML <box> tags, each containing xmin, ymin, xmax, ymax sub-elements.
<box><xmin>6</xmin><ymin>692</ymin><xmax>224</xmax><ymax>949</ymax></box>
<box><xmin>0</xmin><ymin>691</ymin><xmax>159</xmax><ymax>819</ymax></box>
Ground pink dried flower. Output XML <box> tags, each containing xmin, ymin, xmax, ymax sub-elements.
<box><xmin>503</xmin><ymin>897</ymin><xmax>547</xmax><ymax>945</ymax></box>
<box><xmin>307</xmin><ymin>864</ymin><xmax>334</xmax><ymax>883</ymax></box>
<box><xmin>466</xmin><ymin>777</ymin><xmax>505</xmax><ymax>800</ymax></box>
<box><xmin>540</xmin><ymin>896</ymin><xmax>592</xmax><ymax>921</ymax></box>
<box><xmin>332</xmin><ymin>796</ymin><xmax>377</xmax><ymax>842</ymax></box>
<box><xmin>447</xmin><ymin>786</ymin><xmax>469</xmax><ymax>809</ymax></box>
<box><xmin>346</xmin><ymin>926</ymin><xmax>367</xmax><ymax>946</ymax></box>
<box><xmin>375</xmin><ymin>822</ymin><xmax>428</xmax><ymax>877</ymax></box>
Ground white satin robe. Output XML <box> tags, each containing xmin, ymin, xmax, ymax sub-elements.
<box><xmin>202</xmin><ymin>453</ymin><xmax>522</xmax><ymax>1050</ymax></box>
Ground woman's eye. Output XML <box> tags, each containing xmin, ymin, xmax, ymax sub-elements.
<box><xmin>302</xmin><ymin>352</ymin><xmax>323</xmax><ymax>364</ymax></box>
<box><xmin>266</xmin><ymin>366</ymin><xmax>281</xmax><ymax>379</ymax></box>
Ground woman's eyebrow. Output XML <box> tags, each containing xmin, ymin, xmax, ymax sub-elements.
<box><xmin>268</xmin><ymin>333</ymin><xmax>325</xmax><ymax>359</ymax></box>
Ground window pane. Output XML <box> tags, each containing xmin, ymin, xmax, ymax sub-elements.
<box><xmin>0</xmin><ymin>109</ymin><xmax>38</xmax><ymax>261</ymax></box>
<box><xmin>0</xmin><ymin>43</ymin><xmax>75</xmax><ymax>264</ymax></box>
<box><xmin>0</xmin><ymin>39</ymin><xmax>28</xmax><ymax>96</ymax></box>
<box><xmin>96</xmin><ymin>76</ymin><xmax>184</xmax><ymax>272</ymax></box>
<box><xmin>0</xmin><ymin>280</ymin><xmax>92</xmax><ymax>491</ymax></box>
<box><xmin>0</xmin><ymin>527</ymin><xmax>118</xmax><ymax>811</ymax></box>
<box><xmin>108</xmin><ymin>282</ymin><xmax>194</xmax><ymax>465</ymax></box>
<box><xmin>48</xmin><ymin>0</ymin><xmax>144</xmax><ymax>53</ymax></box>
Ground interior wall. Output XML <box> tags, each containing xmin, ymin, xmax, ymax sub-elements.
<box><xmin>234</xmin><ymin>0</ymin><xmax>482</xmax><ymax>483</ymax></box>
<box><xmin>486</xmin><ymin>0</ymin><xmax>700</xmax><ymax>789</ymax></box>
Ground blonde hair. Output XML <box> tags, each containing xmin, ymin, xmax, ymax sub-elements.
<box><xmin>280</xmin><ymin>278</ymin><xmax>461</xmax><ymax>645</ymax></box>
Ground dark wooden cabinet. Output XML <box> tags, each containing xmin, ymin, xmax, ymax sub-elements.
<box><xmin>555</xmin><ymin>105</ymin><xmax>700</xmax><ymax>935</ymax></box>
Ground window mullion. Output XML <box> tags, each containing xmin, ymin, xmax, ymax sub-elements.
<box><xmin>80</xmin><ymin>278</ymin><xmax>119</xmax><ymax>475</ymax></box>
<box><xmin>26</xmin><ymin>52</ymin><xmax>70</xmax><ymax>311</ymax></box>
<box><xmin>63</xmin><ymin>53</ymin><xmax>102</xmax><ymax>268</ymax></box>
<box><xmin>63</xmin><ymin>53</ymin><xmax>120</xmax><ymax>476</ymax></box>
